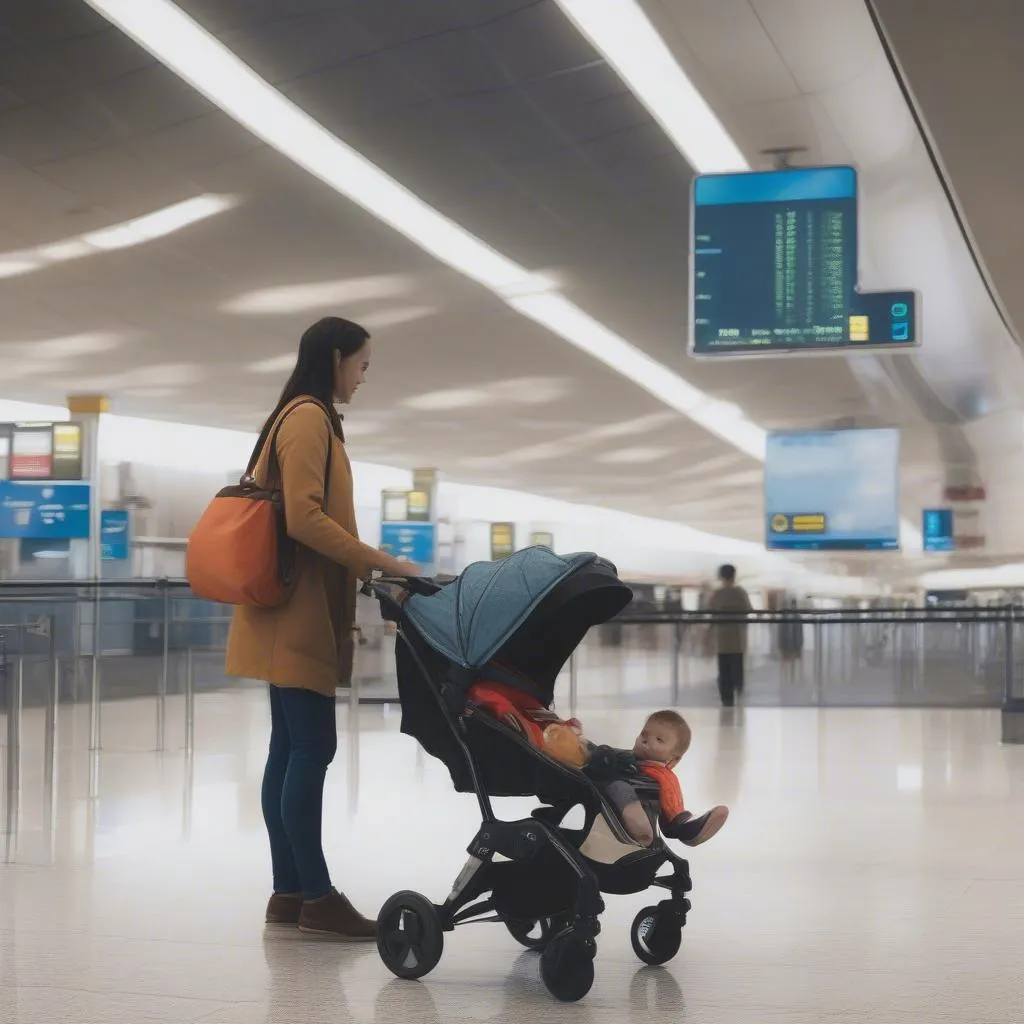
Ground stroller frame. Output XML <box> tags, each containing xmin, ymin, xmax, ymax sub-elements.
<box><xmin>369</xmin><ymin>569</ymin><xmax>696</xmax><ymax>1002</ymax></box>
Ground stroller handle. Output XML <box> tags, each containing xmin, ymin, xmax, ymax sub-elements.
<box><xmin>360</xmin><ymin>574</ymin><xmax>445</xmax><ymax>620</ymax></box>
<box><xmin>372</xmin><ymin>575</ymin><xmax>443</xmax><ymax>597</ymax></box>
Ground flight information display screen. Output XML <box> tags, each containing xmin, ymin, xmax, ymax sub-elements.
<box><xmin>923</xmin><ymin>508</ymin><xmax>955</xmax><ymax>553</ymax></box>
<box><xmin>765</xmin><ymin>428</ymin><xmax>901</xmax><ymax>551</ymax></box>
<box><xmin>691</xmin><ymin>166</ymin><xmax>917</xmax><ymax>355</ymax></box>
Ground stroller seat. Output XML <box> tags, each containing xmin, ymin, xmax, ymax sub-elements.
<box><xmin>466</xmin><ymin>676</ymin><xmax>669</xmax><ymax>863</ymax></box>
<box><xmin>365</xmin><ymin>548</ymin><xmax>696</xmax><ymax>1003</ymax></box>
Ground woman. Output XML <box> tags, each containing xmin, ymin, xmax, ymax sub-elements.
<box><xmin>226</xmin><ymin>316</ymin><xmax>418</xmax><ymax>940</ymax></box>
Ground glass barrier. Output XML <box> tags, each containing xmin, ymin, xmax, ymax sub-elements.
<box><xmin>3</xmin><ymin>590</ymin><xmax>1021</xmax><ymax>861</ymax></box>
<box><xmin>570</xmin><ymin>608</ymin><xmax>1021</xmax><ymax>710</ymax></box>
<box><xmin>1</xmin><ymin>589</ymin><xmax>1018</xmax><ymax>790</ymax></box>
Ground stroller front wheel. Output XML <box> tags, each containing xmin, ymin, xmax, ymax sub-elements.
<box><xmin>630</xmin><ymin>905</ymin><xmax>682</xmax><ymax>966</ymax></box>
<box><xmin>540</xmin><ymin>930</ymin><xmax>596</xmax><ymax>1002</ymax></box>
<box><xmin>377</xmin><ymin>891</ymin><xmax>444</xmax><ymax>980</ymax></box>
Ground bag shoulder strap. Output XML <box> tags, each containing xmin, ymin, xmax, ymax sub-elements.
<box><xmin>245</xmin><ymin>398</ymin><xmax>335</xmax><ymax>506</ymax></box>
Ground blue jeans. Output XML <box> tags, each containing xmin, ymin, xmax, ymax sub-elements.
<box><xmin>261</xmin><ymin>686</ymin><xmax>338</xmax><ymax>900</ymax></box>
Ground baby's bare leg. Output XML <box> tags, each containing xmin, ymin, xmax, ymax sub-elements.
<box><xmin>621</xmin><ymin>801</ymin><xmax>654</xmax><ymax>846</ymax></box>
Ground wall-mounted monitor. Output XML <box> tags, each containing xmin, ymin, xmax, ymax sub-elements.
<box><xmin>9</xmin><ymin>424</ymin><xmax>54</xmax><ymax>479</ymax></box>
<box><xmin>923</xmin><ymin>508</ymin><xmax>956</xmax><ymax>553</ymax></box>
<box><xmin>691</xmin><ymin>165</ymin><xmax>918</xmax><ymax>356</ymax></box>
<box><xmin>1</xmin><ymin>422</ymin><xmax>83</xmax><ymax>481</ymax></box>
<box><xmin>765</xmin><ymin>428</ymin><xmax>901</xmax><ymax>551</ymax></box>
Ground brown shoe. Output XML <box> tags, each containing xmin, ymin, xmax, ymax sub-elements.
<box><xmin>298</xmin><ymin>888</ymin><xmax>377</xmax><ymax>941</ymax></box>
<box><xmin>266</xmin><ymin>891</ymin><xmax>303</xmax><ymax>925</ymax></box>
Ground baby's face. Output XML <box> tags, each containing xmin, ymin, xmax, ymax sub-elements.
<box><xmin>633</xmin><ymin>720</ymin><xmax>679</xmax><ymax>764</ymax></box>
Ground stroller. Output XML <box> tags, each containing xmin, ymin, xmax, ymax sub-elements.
<box><xmin>365</xmin><ymin>547</ymin><xmax>695</xmax><ymax>1002</ymax></box>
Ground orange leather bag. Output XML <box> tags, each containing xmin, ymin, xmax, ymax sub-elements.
<box><xmin>186</xmin><ymin>399</ymin><xmax>332</xmax><ymax>608</ymax></box>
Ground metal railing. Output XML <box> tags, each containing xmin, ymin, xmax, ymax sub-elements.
<box><xmin>565</xmin><ymin>605</ymin><xmax>1024</xmax><ymax>712</ymax></box>
<box><xmin>4</xmin><ymin>586</ymin><xmax>1024</xmax><ymax>860</ymax></box>
<box><xmin>2</xmin><ymin>585</ymin><xmax>1024</xmax><ymax>856</ymax></box>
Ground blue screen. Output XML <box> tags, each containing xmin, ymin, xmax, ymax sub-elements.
<box><xmin>0</xmin><ymin>481</ymin><xmax>91</xmax><ymax>540</ymax></box>
<box><xmin>380</xmin><ymin>522</ymin><xmax>436</xmax><ymax>568</ymax></box>
<box><xmin>765</xmin><ymin>429</ymin><xmax>901</xmax><ymax>551</ymax></box>
<box><xmin>922</xmin><ymin>508</ymin><xmax>955</xmax><ymax>553</ymax></box>
<box><xmin>692</xmin><ymin>165</ymin><xmax>917</xmax><ymax>355</ymax></box>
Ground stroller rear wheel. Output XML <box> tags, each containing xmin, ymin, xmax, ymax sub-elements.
<box><xmin>505</xmin><ymin>915</ymin><xmax>567</xmax><ymax>952</ymax></box>
<box><xmin>377</xmin><ymin>891</ymin><xmax>444</xmax><ymax>980</ymax></box>
<box><xmin>630</xmin><ymin>905</ymin><xmax>682</xmax><ymax>966</ymax></box>
<box><xmin>540</xmin><ymin>929</ymin><xmax>596</xmax><ymax>1002</ymax></box>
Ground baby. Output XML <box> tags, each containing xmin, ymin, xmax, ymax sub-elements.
<box><xmin>585</xmin><ymin>710</ymin><xmax>729</xmax><ymax>848</ymax></box>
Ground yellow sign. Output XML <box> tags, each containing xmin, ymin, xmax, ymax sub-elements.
<box><xmin>490</xmin><ymin>522</ymin><xmax>515</xmax><ymax>560</ymax></box>
<box><xmin>848</xmin><ymin>315</ymin><xmax>869</xmax><ymax>342</ymax></box>
<box><xmin>792</xmin><ymin>514</ymin><xmax>826</xmax><ymax>533</ymax></box>
<box><xmin>770</xmin><ymin>513</ymin><xmax>826</xmax><ymax>535</ymax></box>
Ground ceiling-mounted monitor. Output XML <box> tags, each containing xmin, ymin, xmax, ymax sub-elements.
<box><xmin>765</xmin><ymin>428</ymin><xmax>901</xmax><ymax>551</ymax></box>
<box><xmin>691</xmin><ymin>165</ymin><xmax>918</xmax><ymax>356</ymax></box>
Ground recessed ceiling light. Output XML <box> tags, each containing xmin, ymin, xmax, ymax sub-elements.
<box><xmin>57</xmin><ymin>362</ymin><xmax>201</xmax><ymax>392</ymax></box>
<box><xmin>402</xmin><ymin>389</ymin><xmax>488</xmax><ymax>411</ymax></box>
<box><xmin>0</xmin><ymin>194</ymin><xmax>235</xmax><ymax>279</ymax></box>
<box><xmin>359</xmin><ymin>305</ymin><xmax>437</xmax><ymax>329</ymax></box>
<box><xmin>248</xmin><ymin>354</ymin><xmax>295</xmax><ymax>374</ymax></box>
<box><xmin>222</xmin><ymin>275</ymin><xmax>413</xmax><ymax>316</ymax></box>
<box><xmin>485</xmin><ymin>377</ymin><xmax>571</xmax><ymax>405</ymax></box>
<box><xmin>25</xmin><ymin>333</ymin><xmax>126</xmax><ymax>357</ymax></box>
<box><xmin>597</xmin><ymin>446</ymin><xmax>676</xmax><ymax>465</ymax></box>
<box><xmin>122</xmin><ymin>387</ymin><xmax>180</xmax><ymax>398</ymax></box>
<box><xmin>82</xmin><ymin>195</ymin><xmax>235</xmax><ymax>250</ymax></box>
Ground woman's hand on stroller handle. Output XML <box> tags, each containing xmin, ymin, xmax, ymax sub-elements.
<box><xmin>378</xmin><ymin>552</ymin><xmax>422</xmax><ymax>578</ymax></box>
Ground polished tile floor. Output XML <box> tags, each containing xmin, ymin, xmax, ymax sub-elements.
<box><xmin>2</xmin><ymin>688</ymin><xmax>1023</xmax><ymax>1023</ymax></box>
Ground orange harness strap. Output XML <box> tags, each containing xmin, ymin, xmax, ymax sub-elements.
<box><xmin>638</xmin><ymin>762</ymin><xmax>685</xmax><ymax>821</ymax></box>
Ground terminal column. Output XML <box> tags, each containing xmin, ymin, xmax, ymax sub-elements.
<box><xmin>66</xmin><ymin>395</ymin><xmax>109</xmax><ymax>581</ymax></box>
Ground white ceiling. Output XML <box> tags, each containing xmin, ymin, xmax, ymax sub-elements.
<box><xmin>0</xmin><ymin>0</ymin><xmax>1016</xmax><ymax>554</ymax></box>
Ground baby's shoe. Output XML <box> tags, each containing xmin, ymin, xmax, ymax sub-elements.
<box><xmin>662</xmin><ymin>805</ymin><xmax>729</xmax><ymax>846</ymax></box>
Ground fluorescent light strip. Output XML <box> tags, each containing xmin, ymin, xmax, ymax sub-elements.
<box><xmin>554</xmin><ymin>0</ymin><xmax>748</xmax><ymax>174</ymax></box>
<box><xmin>84</xmin><ymin>0</ymin><xmax>535</xmax><ymax>296</ymax></box>
<box><xmin>0</xmin><ymin>194</ymin><xmax>235</xmax><ymax>279</ymax></box>
<box><xmin>508</xmin><ymin>293</ymin><xmax>765</xmax><ymax>459</ymax></box>
<box><xmin>83</xmin><ymin>0</ymin><xmax>764</xmax><ymax>460</ymax></box>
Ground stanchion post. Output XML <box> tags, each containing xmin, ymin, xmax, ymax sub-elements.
<box><xmin>89</xmin><ymin>590</ymin><xmax>102</xmax><ymax>751</ymax></box>
<box><xmin>4</xmin><ymin>658</ymin><xmax>24</xmax><ymax>861</ymax></box>
<box><xmin>44</xmin><ymin>617</ymin><xmax>59</xmax><ymax>810</ymax></box>
<box><xmin>157</xmin><ymin>585</ymin><xmax>170</xmax><ymax>752</ymax></box>
<box><xmin>814</xmin><ymin>620</ymin><xmax>824</xmax><ymax>688</ymax></box>
<box><xmin>671</xmin><ymin>622</ymin><xmax>682</xmax><ymax>705</ymax></box>
<box><xmin>184</xmin><ymin>646</ymin><xmax>195</xmax><ymax>756</ymax></box>
<box><xmin>1004</xmin><ymin>610</ymin><xmax>1015</xmax><ymax>704</ymax></box>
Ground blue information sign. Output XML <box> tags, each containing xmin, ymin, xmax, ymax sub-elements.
<box><xmin>0</xmin><ymin>481</ymin><xmax>91</xmax><ymax>539</ymax></box>
<box><xmin>692</xmin><ymin>165</ymin><xmax>918</xmax><ymax>356</ymax></box>
<box><xmin>922</xmin><ymin>508</ymin><xmax>955</xmax><ymax>553</ymax></box>
<box><xmin>765</xmin><ymin>429</ymin><xmax>901</xmax><ymax>552</ymax></box>
<box><xmin>101</xmin><ymin>509</ymin><xmax>130</xmax><ymax>560</ymax></box>
<box><xmin>380</xmin><ymin>522</ymin><xmax>436</xmax><ymax>568</ymax></box>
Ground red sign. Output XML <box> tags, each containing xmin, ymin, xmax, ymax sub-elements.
<box><xmin>945</xmin><ymin>485</ymin><xmax>986</xmax><ymax>502</ymax></box>
<box><xmin>9</xmin><ymin>426</ymin><xmax>53</xmax><ymax>479</ymax></box>
<box><xmin>954</xmin><ymin>535</ymin><xmax>986</xmax><ymax>551</ymax></box>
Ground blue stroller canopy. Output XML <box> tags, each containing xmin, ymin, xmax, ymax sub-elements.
<box><xmin>404</xmin><ymin>547</ymin><xmax>615</xmax><ymax>670</ymax></box>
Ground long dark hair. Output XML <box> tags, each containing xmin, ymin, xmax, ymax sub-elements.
<box><xmin>260</xmin><ymin>316</ymin><xmax>370</xmax><ymax>441</ymax></box>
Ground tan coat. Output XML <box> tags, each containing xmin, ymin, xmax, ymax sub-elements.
<box><xmin>707</xmin><ymin>584</ymin><xmax>753</xmax><ymax>655</ymax></box>
<box><xmin>225</xmin><ymin>398</ymin><xmax>381</xmax><ymax>696</ymax></box>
